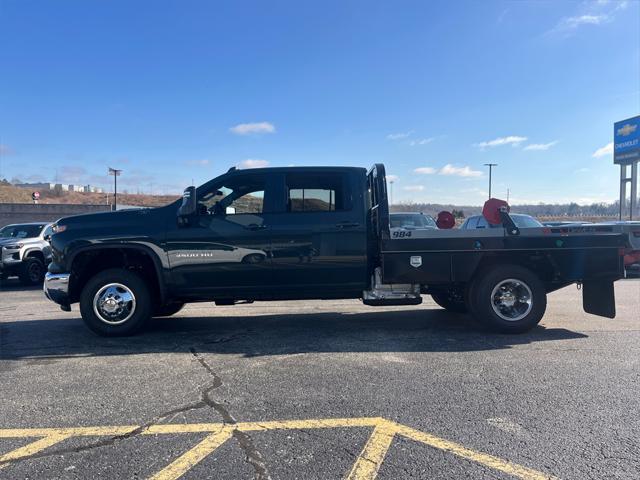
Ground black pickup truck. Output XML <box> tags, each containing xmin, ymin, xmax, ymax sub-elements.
<box><xmin>44</xmin><ymin>164</ymin><xmax>636</xmax><ymax>336</ymax></box>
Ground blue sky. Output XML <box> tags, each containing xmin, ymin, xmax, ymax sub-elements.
<box><xmin>0</xmin><ymin>0</ymin><xmax>638</xmax><ymax>205</ymax></box>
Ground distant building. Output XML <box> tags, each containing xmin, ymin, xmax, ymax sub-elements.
<box><xmin>14</xmin><ymin>181</ymin><xmax>105</xmax><ymax>194</ymax></box>
<box><xmin>15</xmin><ymin>182</ymin><xmax>56</xmax><ymax>191</ymax></box>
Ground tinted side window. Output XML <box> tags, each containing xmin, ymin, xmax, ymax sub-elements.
<box><xmin>198</xmin><ymin>175</ymin><xmax>266</xmax><ymax>215</ymax></box>
<box><xmin>286</xmin><ymin>173</ymin><xmax>347</xmax><ymax>212</ymax></box>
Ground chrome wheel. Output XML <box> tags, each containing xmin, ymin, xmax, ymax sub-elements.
<box><xmin>490</xmin><ymin>279</ymin><xmax>533</xmax><ymax>322</ymax></box>
<box><xmin>93</xmin><ymin>283</ymin><xmax>136</xmax><ymax>325</ymax></box>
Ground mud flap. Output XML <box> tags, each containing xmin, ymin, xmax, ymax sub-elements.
<box><xmin>582</xmin><ymin>280</ymin><xmax>616</xmax><ymax>318</ymax></box>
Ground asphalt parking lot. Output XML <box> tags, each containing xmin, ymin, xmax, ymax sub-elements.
<box><xmin>0</xmin><ymin>280</ymin><xmax>639</xmax><ymax>479</ymax></box>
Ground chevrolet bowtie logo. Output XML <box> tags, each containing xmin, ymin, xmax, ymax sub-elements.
<box><xmin>617</xmin><ymin>123</ymin><xmax>637</xmax><ymax>137</ymax></box>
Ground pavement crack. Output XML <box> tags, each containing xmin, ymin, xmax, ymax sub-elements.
<box><xmin>189</xmin><ymin>347</ymin><xmax>271</xmax><ymax>480</ymax></box>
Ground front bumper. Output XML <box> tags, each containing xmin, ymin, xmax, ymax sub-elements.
<box><xmin>44</xmin><ymin>272</ymin><xmax>71</xmax><ymax>306</ymax></box>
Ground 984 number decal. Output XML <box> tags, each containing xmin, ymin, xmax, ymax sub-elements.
<box><xmin>392</xmin><ymin>230</ymin><xmax>412</xmax><ymax>238</ymax></box>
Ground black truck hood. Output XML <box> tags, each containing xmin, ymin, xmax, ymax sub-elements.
<box><xmin>58</xmin><ymin>208</ymin><xmax>160</xmax><ymax>227</ymax></box>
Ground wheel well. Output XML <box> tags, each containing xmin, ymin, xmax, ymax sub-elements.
<box><xmin>473</xmin><ymin>253</ymin><xmax>555</xmax><ymax>286</ymax></box>
<box><xmin>25</xmin><ymin>250</ymin><xmax>45</xmax><ymax>263</ymax></box>
<box><xmin>69</xmin><ymin>248</ymin><xmax>162</xmax><ymax>303</ymax></box>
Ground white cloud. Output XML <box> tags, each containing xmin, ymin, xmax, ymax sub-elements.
<box><xmin>229</xmin><ymin>122</ymin><xmax>276</xmax><ymax>135</ymax></box>
<box><xmin>549</xmin><ymin>1</ymin><xmax>628</xmax><ymax>35</ymax></box>
<box><xmin>523</xmin><ymin>140</ymin><xmax>559</xmax><ymax>151</ymax></box>
<box><xmin>185</xmin><ymin>159</ymin><xmax>210</xmax><ymax>167</ymax></box>
<box><xmin>386</xmin><ymin>130</ymin><xmax>413</xmax><ymax>140</ymax></box>
<box><xmin>414</xmin><ymin>167</ymin><xmax>437</xmax><ymax>175</ymax></box>
<box><xmin>403</xmin><ymin>185</ymin><xmax>424</xmax><ymax>192</ymax></box>
<box><xmin>563</xmin><ymin>14</ymin><xmax>608</xmax><ymax>28</ymax></box>
<box><xmin>475</xmin><ymin>136</ymin><xmax>527</xmax><ymax>149</ymax></box>
<box><xmin>439</xmin><ymin>164</ymin><xmax>483</xmax><ymax>177</ymax></box>
<box><xmin>237</xmin><ymin>159</ymin><xmax>269</xmax><ymax>169</ymax></box>
<box><xmin>409</xmin><ymin>138</ymin><xmax>434</xmax><ymax>146</ymax></box>
<box><xmin>592</xmin><ymin>142</ymin><xmax>613</xmax><ymax>158</ymax></box>
<box><xmin>386</xmin><ymin>174</ymin><xmax>399</xmax><ymax>182</ymax></box>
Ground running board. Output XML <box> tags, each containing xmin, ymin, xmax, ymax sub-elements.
<box><xmin>362</xmin><ymin>267</ymin><xmax>422</xmax><ymax>306</ymax></box>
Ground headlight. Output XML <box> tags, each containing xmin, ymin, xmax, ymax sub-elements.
<box><xmin>4</xmin><ymin>244</ymin><xmax>23</xmax><ymax>250</ymax></box>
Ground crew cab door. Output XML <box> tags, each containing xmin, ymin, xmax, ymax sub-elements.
<box><xmin>269</xmin><ymin>170</ymin><xmax>368</xmax><ymax>295</ymax></box>
<box><xmin>166</xmin><ymin>172</ymin><xmax>277</xmax><ymax>296</ymax></box>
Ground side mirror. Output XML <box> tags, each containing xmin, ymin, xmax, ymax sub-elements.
<box><xmin>177</xmin><ymin>186</ymin><xmax>197</xmax><ymax>225</ymax></box>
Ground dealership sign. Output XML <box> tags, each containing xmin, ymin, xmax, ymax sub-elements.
<box><xmin>614</xmin><ymin>115</ymin><xmax>640</xmax><ymax>164</ymax></box>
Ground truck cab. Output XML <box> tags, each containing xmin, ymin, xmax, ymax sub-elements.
<box><xmin>167</xmin><ymin>166</ymin><xmax>370</xmax><ymax>299</ymax></box>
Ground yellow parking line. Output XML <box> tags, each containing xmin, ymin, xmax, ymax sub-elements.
<box><xmin>0</xmin><ymin>434</ymin><xmax>71</xmax><ymax>467</ymax></box>
<box><xmin>148</xmin><ymin>427</ymin><xmax>233</xmax><ymax>480</ymax></box>
<box><xmin>0</xmin><ymin>418</ymin><xmax>557</xmax><ymax>480</ymax></box>
<box><xmin>393</xmin><ymin>421</ymin><xmax>556</xmax><ymax>480</ymax></box>
<box><xmin>345</xmin><ymin>422</ymin><xmax>396</xmax><ymax>480</ymax></box>
<box><xmin>0</xmin><ymin>426</ymin><xmax>138</xmax><ymax>438</ymax></box>
<box><xmin>236</xmin><ymin>417</ymin><xmax>380</xmax><ymax>432</ymax></box>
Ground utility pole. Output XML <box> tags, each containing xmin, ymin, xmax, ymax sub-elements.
<box><xmin>507</xmin><ymin>188</ymin><xmax>510</xmax><ymax>203</ymax></box>
<box><xmin>108</xmin><ymin>167</ymin><xmax>122</xmax><ymax>211</ymax></box>
<box><xmin>484</xmin><ymin>163</ymin><xmax>497</xmax><ymax>199</ymax></box>
<box><xmin>389</xmin><ymin>179</ymin><xmax>395</xmax><ymax>205</ymax></box>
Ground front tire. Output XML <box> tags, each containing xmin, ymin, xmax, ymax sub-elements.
<box><xmin>80</xmin><ymin>269</ymin><xmax>151</xmax><ymax>336</ymax></box>
<box><xmin>19</xmin><ymin>257</ymin><xmax>45</xmax><ymax>285</ymax></box>
<box><xmin>469</xmin><ymin>265</ymin><xmax>546</xmax><ymax>333</ymax></box>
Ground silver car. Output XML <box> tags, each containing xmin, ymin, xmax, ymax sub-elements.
<box><xmin>0</xmin><ymin>222</ymin><xmax>53</xmax><ymax>285</ymax></box>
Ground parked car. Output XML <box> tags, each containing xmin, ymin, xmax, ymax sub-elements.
<box><xmin>0</xmin><ymin>222</ymin><xmax>53</xmax><ymax>285</ymax></box>
<box><xmin>390</xmin><ymin>212</ymin><xmax>437</xmax><ymax>230</ymax></box>
<box><xmin>543</xmin><ymin>221</ymin><xmax>592</xmax><ymax>227</ymax></box>
<box><xmin>44</xmin><ymin>164</ymin><xmax>635</xmax><ymax>337</ymax></box>
<box><xmin>460</xmin><ymin>214</ymin><xmax>542</xmax><ymax>229</ymax></box>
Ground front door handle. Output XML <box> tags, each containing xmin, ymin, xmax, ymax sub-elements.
<box><xmin>244</xmin><ymin>224</ymin><xmax>267</xmax><ymax>231</ymax></box>
<box><xmin>335</xmin><ymin>222</ymin><xmax>360</xmax><ymax>229</ymax></box>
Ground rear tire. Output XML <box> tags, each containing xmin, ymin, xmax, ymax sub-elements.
<box><xmin>80</xmin><ymin>269</ymin><xmax>151</xmax><ymax>336</ymax></box>
<box><xmin>153</xmin><ymin>302</ymin><xmax>185</xmax><ymax>317</ymax></box>
<box><xmin>431</xmin><ymin>288</ymin><xmax>468</xmax><ymax>313</ymax></box>
<box><xmin>19</xmin><ymin>257</ymin><xmax>45</xmax><ymax>285</ymax></box>
<box><xmin>469</xmin><ymin>265</ymin><xmax>546</xmax><ymax>334</ymax></box>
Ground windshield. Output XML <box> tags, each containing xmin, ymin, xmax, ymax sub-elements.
<box><xmin>512</xmin><ymin>215</ymin><xmax>543</xmax><ymax>228</ymax></box>
<box><xmin>390</xmin><ymin>214</ymin><xmax>437</xmax><ymax>229</ymax></box>
<box><xmin>0</xmin><ymin>224</ymin><xmax>44</xmax><ymax>239</ymax></box>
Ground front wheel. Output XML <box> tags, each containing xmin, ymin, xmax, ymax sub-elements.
<box><xmin>80</xmin><ymin>269</ymin><xmax>152</xmax><ymax>336</ymax></box>
<box><xmin>19</xmin><ymin>257</ymin><xmax>45</xmax><ymax>285</ymax></box>
<box><xmin>469</xmin><ymin>265</ymin><xmax>546</xmax><ymax>334</ymax></box>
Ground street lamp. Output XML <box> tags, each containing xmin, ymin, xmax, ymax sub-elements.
<box><xmin>484</xmin><ymin>163</ymin><xmax>497</xmax><ymax>199</ymax></box>
<box><xmin>108</xmin><ymin>167</ymin><xmax>122</xmax><ymax>211</ymax></box>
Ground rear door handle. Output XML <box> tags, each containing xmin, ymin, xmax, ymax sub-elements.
<box><xmin>336</xmin><ymin>222</ymin><xmax>360</xmax><ymax>229</ymax></box>
<box><xmin>244</xmin><ymin>224</ymin><xmax>267</xmax><ymax>231</ymax></box>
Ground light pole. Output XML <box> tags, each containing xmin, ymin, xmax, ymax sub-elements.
<box><xmin>389</xmin><ymin>179</ymin><xmax>395</xmax><ymax>205</ymax></box>
<box><xmin>484</xmin><ymin>163</ymin><xmax>497</xmax><ymax>199</ymax></box>
<box><xmin>108</xmin><ymin>167</ymin><xmax>122</xmax><ymax>211</ymax></box>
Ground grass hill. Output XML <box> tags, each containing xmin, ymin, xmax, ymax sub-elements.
<box><xmin>0</xmin><ymin>183</ymin><xmax>179</xmax><ymax>207</ymax></box>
